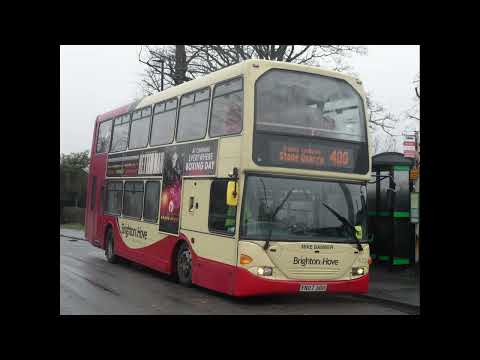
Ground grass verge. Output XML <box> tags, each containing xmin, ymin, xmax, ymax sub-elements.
<box><xmin>61</xmin><ymin>223</ymin><xmax>84</xmax><ymax>231</ymax></box>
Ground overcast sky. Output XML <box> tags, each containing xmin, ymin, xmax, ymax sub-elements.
<box><xmin>60</xmin><ymin>45</ymin><xmax>419</xmax><ymax>154</ymax></box>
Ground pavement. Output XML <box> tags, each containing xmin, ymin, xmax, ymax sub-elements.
<box><xmin>360</xmin><ymin>262</ymin><xmax>419</xmax><ymax>308</ymax></box>
<box><xmin>60</xmin><ymin>226</ymin><xmax>420</xmax><ymax>310</ymax></box>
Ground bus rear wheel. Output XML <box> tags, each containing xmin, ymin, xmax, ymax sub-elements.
<box><xmin>105</xmin><ymin>228</ymin><xmax>118</xmax><ymax>264</ymax></box>
<box><xmin>176</xmin><ymin>242</ymin><xmax>192</xmax><ymax>286</ymax></box>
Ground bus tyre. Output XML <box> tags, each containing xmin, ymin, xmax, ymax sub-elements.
<box><xmin>176</xmin><ymin>242</ymin><xmax>192</xmax><ymax>286</ymax></box>
<box><xmin>105</xmin><ymin>229</ymin><xmax>118</xmax><ymax>264</ymax></box>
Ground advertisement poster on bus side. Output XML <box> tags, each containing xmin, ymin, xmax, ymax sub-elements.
<box><xmin>107</xmin><ymin>150</ymin><xmax>163</xmax><ymax>177</ymax></box>
<box><xmin>158</xmin><ymin>140</ymin><xmax>218</xmax><ymax>234</ymax></box>
<box><xmin>158</xmin><ymin>146</ymin><xmax>184</xmax><ymax>234</ymax></box>
<box><xmin>107</xmin><ymin>140</ymin><xmax>218</xmax><ymax>179</ymax></box>
<box><xmin>107</xmin><ymin>153</ymin><xmax>141</xmax><ymax>177</ymax></box>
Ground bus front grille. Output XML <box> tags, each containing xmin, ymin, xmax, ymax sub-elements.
<box><xmin>286</xmin><ymin>268</ymin><xmax>341</xmax><ymax>279</ymax></box>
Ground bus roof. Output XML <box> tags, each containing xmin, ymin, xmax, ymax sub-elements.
<box><xmin>95</xmin><ymin>59</ymin><xmax>362</xmax><ymax>124</ymax></box>
<box><xmin>96</xmin><ymin>100</ymin><xmax>141</xmax><ymax>123</ymax></box>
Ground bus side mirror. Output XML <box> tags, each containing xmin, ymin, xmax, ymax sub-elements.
<box><xmin>354</xmin><ymin>225</ymin><xmax>362</xmax><ymax>240</ymax></box>
<box><xmin>226</xmin><ymin>181</ymin><xmax>238</xmax><ymax>207</ymax></box>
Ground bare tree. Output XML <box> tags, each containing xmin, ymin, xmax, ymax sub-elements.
<box><xmin>186</xmin><ymin>45</ymin><xmax>366</xmax><ymax>74</ymax></box>
<box><xmin>366</xmin><ymin>94</ymin><xmax>400</xmax><ymax>136</ymax></box>
<box><xmin>371</xmin><ymin>134</ymin><xmax>381</xmax><ymax>155</ymax></box>
<box><xmin>138</xmin><ymin>45</ymin><xmax>367</xmax><ymax>95</ymax></box>
<box><xmin>383</xmin><ymin>134</ymin><xmax>398</xmax><ymax>152</ymax></box>
<box><xmin>138</xmin><ymin>45</ymin><xmax>208</xmax><ymax>95</ymax></box>
<box><xmin>414</xmin><ymin>72</ymin><xmax>420</xmax><ymax>99</ymax></box>
<box><xmin>138</xmin><ymin>45</ymin><xmax>401</xmax><ymax>137</ymax></box>
<box><xmin>407</xmin><ymin>73</ymin><xmax>420</xmax><ymax>121</ymax></box>
<box><xmin>371</xmin><ymin>131</ymin><xmax>401</xmax><ymax>154</ymax></box>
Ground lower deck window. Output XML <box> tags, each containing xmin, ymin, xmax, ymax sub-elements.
<box><xmin>123</xmin><ymin>181</ymin><xmax>144</xmax><ymax>219</ymax></box>
<box><xmin>143</xmin><ymin>181</ymin><xmax>160</xmax><ymax>222</ymax></box>
<box><xmin>105</xmin><ymin>181</ymin><xmax>123</xmax><ymax>215</ymax></box>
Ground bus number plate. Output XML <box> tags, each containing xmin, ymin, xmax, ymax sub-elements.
<box><xmin>299</xmin><ymin>284</ymin><xmax>327</xmax><ymax>292</ymax></box>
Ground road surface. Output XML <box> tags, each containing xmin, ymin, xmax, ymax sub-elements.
<box><xmin>60</xmin><ymin>236</ymin><xmax>416</xmax><ymax>315</ymax></box>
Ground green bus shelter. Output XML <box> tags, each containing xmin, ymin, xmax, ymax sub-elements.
<box><xmin>367</xmin><ymin>152</ymin><xmax>416</xmax><ymax>267</ymax></box>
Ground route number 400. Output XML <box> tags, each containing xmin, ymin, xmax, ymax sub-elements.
<box><xmin>329</xmin><ymin>150</ymin><xmax>349</xmax><ymax>166</ymax></box>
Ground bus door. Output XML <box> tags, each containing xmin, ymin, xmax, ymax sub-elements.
<box><xmin>180</xmin><ymin>179</ymin><xmax>238</xmax><ymax>294</ymax></box>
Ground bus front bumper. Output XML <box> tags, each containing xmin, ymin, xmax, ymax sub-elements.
<box><xmin>232</xmin><ymin>267</ymin><xmax>369</xmax><ymax>297</ymax></box>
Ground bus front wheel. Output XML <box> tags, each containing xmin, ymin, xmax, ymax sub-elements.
<box><xmin>105</xmin><ymin>228</ymin><xmax>118</xmax><ymax>264</ymax></box>
<box><xmin>176</xmin><ymin>242</ymin><xmax>192</xmax><ymax>286</ymax></box>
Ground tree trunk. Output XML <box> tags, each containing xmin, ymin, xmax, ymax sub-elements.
<box><xmin>174</xmin><ymin>45</ymin><xmax>187</xmax><ymax>85</ymax></box>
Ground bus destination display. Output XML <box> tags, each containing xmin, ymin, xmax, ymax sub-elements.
<box><xmin>277</xmin><ymin>144</ymin><xmax>353</xmax><ymax>170</ymax></box>
<box><xmin>254</xmin><ymin>134</ymin><xmax>360</xmax><ymax>172</ymax></box>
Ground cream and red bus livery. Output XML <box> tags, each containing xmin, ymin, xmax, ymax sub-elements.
<box><xmin>85</xmin><ymin>59</ymin><xmax>372</xmax><ymax>296</ymax></box>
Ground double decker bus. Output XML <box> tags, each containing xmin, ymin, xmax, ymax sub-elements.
<box><xmin>85</xmin><ymin>59</ymin><xmax>371</xmax><ymax>296</ymax></box>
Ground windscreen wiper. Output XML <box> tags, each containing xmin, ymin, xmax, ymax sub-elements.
<box><xmin>264</xmin><ymin>188</ymin><xmax>294</xmax><ymax>250</ymax></box>
<box><xmin>322</xmin><ymin>202</ymin><xmax>363</xmax><ymax>251</ymax></box>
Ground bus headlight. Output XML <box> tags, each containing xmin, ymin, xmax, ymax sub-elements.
<box><xmin>352</xmin><ymin>267</ymin><xmax>365</xmax><ymax>276</ymax></box>
<box><xmin>257</xmin><ymin>267</ymin><xmax>273</xmax><ymax>276</ymax></box>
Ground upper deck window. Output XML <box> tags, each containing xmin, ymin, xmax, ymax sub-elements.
<box><xmin>110</xmin><ymin>114</ymin><xmax>131</xmax><ymax>152</ymax></box>
<box><xmin>150</xmin><ymin>98</ymin><xmax>177</xmax><ymax>146</ymax></box>
<box><xmin>129</xmin><ymin>106</ymin><xmax>152</xmax><ymax>150</ymax></box>
<box><xmin>209</xmin><ymin>78</ymin><xmax>243</xmax><ymax>137</ymax></box>
<box><xmin>255</xmin><ymin>69</ymin><xmax>366</xmax><ymax>143</ymax></box>
<box><xmin>96</xmin><ymin>119</ymin><xmax>113</xmax><ymax>154</ymax></box>
<box><xmin>176</xmin><ymin>88</ymin><xmax>210</xmax><ymax>142</ymax></box>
